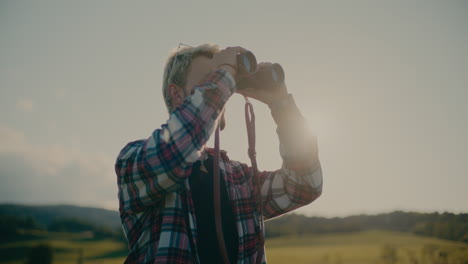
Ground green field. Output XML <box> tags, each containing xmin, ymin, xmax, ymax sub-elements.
<box><xmin>266</xmin><ymin>230</ymin><xmax>468</xmax><ymax>264</ymax></box>
<box><xmin>1</xmin><ymin>230</ymin><xmax>467</xmax><ymax>264</ymax></box>
<box><xmin>0</xmin><ymin>231</ymin><xmax>127</xmax><ymax>264</ymax></box>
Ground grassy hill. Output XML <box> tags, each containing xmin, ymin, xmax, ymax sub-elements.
<box><xmin>0</xmin><ymin>204</ymin><xmax>121</xmax><ymax>229</ymax></box>
<box><xmin>1</xmin><ymin>230</ymin><xmax>466</xmax><ymax>264</ymax></box>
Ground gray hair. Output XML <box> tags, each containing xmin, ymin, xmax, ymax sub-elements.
<box><xmin>162</xmin><ymin>43</ymin><xmax>220</xmax><ymax>113</ymax></box>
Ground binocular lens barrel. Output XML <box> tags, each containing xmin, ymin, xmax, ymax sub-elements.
<box><xmin>271</xmin><ymin>63</ymin><xmax>285</xmax><ymax>83</ymax></box>
<box><xmin>237</xmin><ymin>51</ymin><xmax>257</xmax><ymax>73</ymax></box>
<box><xmin>236</xmin><ymin>51</ymin><xmax>285</xmax><ymax>90</ymax></box>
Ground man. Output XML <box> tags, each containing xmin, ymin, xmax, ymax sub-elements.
<box><xmin>115</xmin><ymin>44</ymin><xmax>323</xmax><ymax>263</ymax></box>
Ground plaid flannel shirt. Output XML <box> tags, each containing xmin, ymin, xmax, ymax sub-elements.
<box><xmin>115</xmin><ymin>69</ymin><xmax>323</xmax><ymax>263</ymax></box>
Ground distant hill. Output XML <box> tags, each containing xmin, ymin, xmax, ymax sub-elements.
<box><xmin>265</xmin><ymin>211</ymin><xmax>468</xmax><ymax>243</ymax></box>
<box><xmin>0</xmin><ymin>204</ymin><xmax>121</xmax><ymax>229</ymax></box>
<box><xmin>1</xmin><ymin>204</ymin><xmax>467</xmax><ymax>244</ymax></box>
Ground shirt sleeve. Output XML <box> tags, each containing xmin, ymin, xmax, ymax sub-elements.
<box><xmin>115</xmin><ymin>69</ymin><xmax>236</xmax><ymax>214</ymax></box>
<box><xmin>257</xmin><ymin>94</ymin><xmax>323</xmax><ymax>220</ymax></box>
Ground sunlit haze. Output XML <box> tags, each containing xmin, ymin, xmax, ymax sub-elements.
<box><xmin>1</xmin><ymin>1</ymin><xmax>467</xmax><ymax>217</ymax></box>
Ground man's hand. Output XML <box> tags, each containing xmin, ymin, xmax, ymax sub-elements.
<box><xmin>213</xmin><ymin>46</ymin><xmax>247</xmax><ymax>77</ymax></box>
<box><xmin>236</xmin><ymin>62</ymin><xmax>289</xmax><ymax>106</ymax></box>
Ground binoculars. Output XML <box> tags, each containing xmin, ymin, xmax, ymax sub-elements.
<box><xmin>235</xmin><ymin>51</ymin><xmax>285</xmax><ymax>90</ymax></box>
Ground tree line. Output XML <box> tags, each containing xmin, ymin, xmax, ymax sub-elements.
<box><xmin>0</xmin><ymin>215</ymin><xmax>126</xmax><ymax>243</ymax></box>
<box><xmin>1</xmin><ymin>206</ymin><xmax>467</xmax><ymax>244</ymax></box>
<box><xmin>264</xmin><ymin>211</ymin><xmax>468</xmax><ymax>243</ymax></box>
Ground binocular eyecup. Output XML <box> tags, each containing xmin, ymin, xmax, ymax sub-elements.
<box><xmin>235</xmin><ymin>51</ymin><xmax>285</xmax><ymax>90</ymax></box>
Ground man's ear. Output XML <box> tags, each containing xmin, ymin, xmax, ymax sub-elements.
<box><xmin>168</xmin><ymin>84</ymin><xmax>185</xmax><ymax>108</ymax></box>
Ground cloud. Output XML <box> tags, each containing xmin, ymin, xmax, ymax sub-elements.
<box><xmin>16</xmin><ymin>98</ymin><xmax>34</xmax><ymax>112</ymax></box>
<box><xmin>0</xmin><ymin>125</ymin><xmax>118</xmax><ymax>209</ymax></box>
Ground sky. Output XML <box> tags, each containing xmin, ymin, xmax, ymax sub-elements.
<box><xmin>0</xmin><ymin>0</ymin><xmax>467</xmax><ymax>217</ymax></box>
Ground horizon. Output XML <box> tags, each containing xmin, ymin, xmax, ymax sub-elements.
<box><xmin>1</xmin><ymin>202</ymin><xmax>466</xmax><ymax>219</ymax></box>
<box><xmin>1</xmin><ymin>1</ymin><xmax>468</xmax><ymax>218</ymax></box>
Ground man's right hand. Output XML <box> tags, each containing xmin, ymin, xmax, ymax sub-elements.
<box><xmin>213</xmin><ymin>46</ymin><xmax>247</xmax><ymax>77</ymax></box>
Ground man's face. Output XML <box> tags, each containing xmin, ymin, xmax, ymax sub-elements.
<box><xmin>180</xmin><ymin>55</ymin><xmax>226</xmax><ymax>129</ymax></box>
